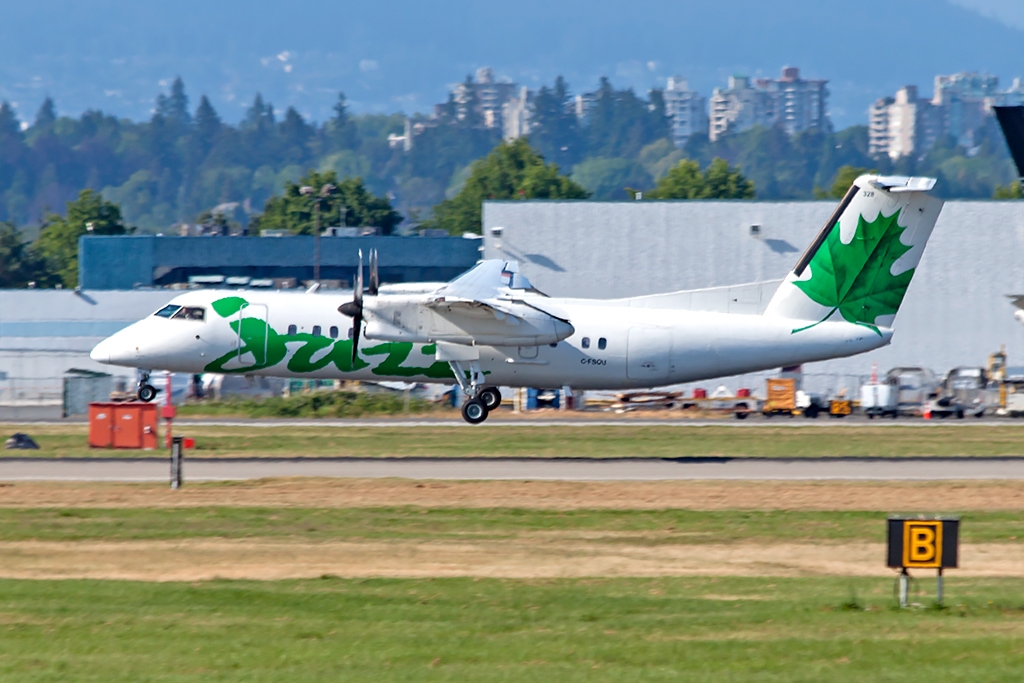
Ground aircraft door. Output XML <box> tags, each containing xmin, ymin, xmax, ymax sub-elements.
<box><xmin>627</xmin><ymin>327</ymin><xmax>671</xmax><ymax>382</ymax></box>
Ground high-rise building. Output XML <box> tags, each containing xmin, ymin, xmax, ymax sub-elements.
<box><xmin>709</xmin><ymin>75</ymin><xmax>773</xmax><ymax>141</ymax></box>
<box><xmin>868</xmin><ymin>96</ymin><xmax>894</xmax><ymax>157</ymax></box>
<box><xmin>502</xmin><ymin>87</ymin><xmax>532</xmax><ymax>141</ymax></box>
<box><xmin>573</xmin><ymin>91</ymin><xmax>598</xmax><ymax>125</ymax></box>
<box><xmin>876</xmin><ymin>86</ymin><xmax>942</xmax><ymax>161</ymax></box>
<box><xmin>663</xmin><ymin>77</ymin><xmax>708</xmax><ymax>147</ymax></box>
<box><xmin>756</xmin><ymin>67</ymin><xmax>830</xmax><ymax>136</ymax></box>
<box><xmin>451</xmin><ymin>67</ymin><xmax>519</xmax><ymax>131</ymax></box>
<box><xmin>869</xmin><ymin>72</ymin><xmax>1015</xmax><ymax>159</ymax></box>
<box><xmin>995</xmin><ymin>78</ymin><xmax>1024</xmax><ymax>107</ymax></box>
<box><xmin>709</xmin><ymin>68</ymin><xmax>829</xmax><ymax>141</ymax></box>
<box><xmin>932</xmin><ymin>72</ymin><xmax>999</xmax><ymax>147</ymax></box>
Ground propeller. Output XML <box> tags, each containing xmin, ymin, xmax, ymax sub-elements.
<box><xmin>338</xmin><ymin>249</ymin><xmax>365</xmax><ymax>364</ymax></box>
<box><xmin>368</xmin><ymin>248</ymin><xmax>379</xmax><ymax>296</ymax></box>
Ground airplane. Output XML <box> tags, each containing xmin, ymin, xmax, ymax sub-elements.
<box><xmin>90</xmin><ymin>174</ymin><xmax>943</xmax><ymax>424</ymax></box>
<box><xmin>993</xmin><ymin>106</ymin><xmax>1024</xmax><ymax>327</ymax></box>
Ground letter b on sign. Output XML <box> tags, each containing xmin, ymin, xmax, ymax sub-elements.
<box><xmin>887</xmin><ymin>518</ymin><xmax>958</xmax><ymax>570</ymax></box>
<box><xmin>903</xmin><ymin>521</ymin><xmax>942</xmax><ymax>568</ymax></box>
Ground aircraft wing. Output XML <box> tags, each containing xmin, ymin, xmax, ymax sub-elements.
<box><xmin>428</xmin><ymin>259</ymin><xmax>532</xmax><ymax>302</ymax></box>
<box><xmin>408</xmin><ymin>259</ymin><xmax>574</xmax><ymax>346</ymax></box>
<box><xmin>1007</xmin><ymin>295</ymin><xmax>1024</xmax><ymax>310</ymax></box>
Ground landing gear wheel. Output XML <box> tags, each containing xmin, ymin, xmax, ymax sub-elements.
<box><xmin>137</xmin><ymin>384</ymin><xmax>157</xmax><ymax>403</ymax></box>
<box><xmin>479</xmin><ymin>387</ymin><xmax>502</xmax><ymax>411</ymax></box>
<box><xmin>461</xmin><ymin>398</ymin><xmax>489</xmax><ymax>425</ymax></box>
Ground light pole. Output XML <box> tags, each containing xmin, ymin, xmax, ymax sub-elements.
<box><xmin>300</xmin><ymin>184</ymin><xmax>336</xmax><ymax>286</ymax></box>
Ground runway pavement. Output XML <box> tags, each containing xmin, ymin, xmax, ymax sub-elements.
<box><xmin>3</xmin><ymin>456</ymin><xmax>1024</xmax><ymax>481</ymax></box>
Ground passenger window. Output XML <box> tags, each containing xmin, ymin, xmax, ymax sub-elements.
<box><xmin>312</xmin><ymin>325</ymin><xmax>322</xmax><ymax>337</ymax></box>
<box><xmin>329</xmin><ymin>326</ymin><xmax>339</xmax><ymax>339</ymax></box>
<box><xmin>549</xmin><ymin>342</ymin><xmax>557</xmax><ymax>348</ymax></box>
<box><xmin>347</xmin><ymin>327</ymin><xmax>354</xmax><ymax>339</ymax></box>
<box><xmin>171</xmin><ymin>306</ymin><xmax>205</xmax><ymax>321</ymax></box>
<box><xmin>598</xmin><ymin>337</ymin><xmax>607</xmax><ymax>350</ymax></box>
<box><xmin>287</xmin><ymin>324</ymin><xmax>297</xmax><ymax>335</ymax></box>
<box><xmin>154</xmin><ymin>305</ymin><xmax>180</xmax><ymax>318</ymax></box>
<box><xmin>581</xmin><ymin>337</ymin><xmax>590</xmax><ymax>349</ymax></box>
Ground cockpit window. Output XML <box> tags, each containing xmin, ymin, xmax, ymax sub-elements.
<box><xmin>170</xmin><ymin>306</ymin><xmax>206</xmax><ymax>321</ymax></box>
<box><xmin>154</xmin><ymin>305</ymin><xmax>181</xmax><ymax>318</ymax></box>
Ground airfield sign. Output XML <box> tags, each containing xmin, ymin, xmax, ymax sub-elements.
<box><xmin>887</xmin><ymin>517</ymin><xmax>959</xmax><ymax>606</ymax></box>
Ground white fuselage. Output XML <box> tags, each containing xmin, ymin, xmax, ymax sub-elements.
<box><xmin>90</xmin><ymin>289</ymin><xmax>890</xmax><ymax>390</ymax></box>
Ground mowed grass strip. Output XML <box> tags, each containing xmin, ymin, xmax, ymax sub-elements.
<box><xmin>2</xmin><ymin>576</ymin><xmax>1024</xmax><ymax>682</ymax></box>
<box><xmin>5</xmin><ymin>423</ymin><xmax>1024</xmax><ymax>458</ymax></box>
<box><xmin>1</xmin><ymin>507</ymin><xmax>1023</xmax><ymax>544</ymax></box>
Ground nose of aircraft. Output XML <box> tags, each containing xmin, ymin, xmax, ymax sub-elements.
<box><xmin>88</xmin><ymin>338</ymin><xmax>110</xmax><ymax>364</ymax></box>
<box><xmin>90</xmin><ymin>329</ymin><xmax>139</xmax><ymax>366</ymax></box>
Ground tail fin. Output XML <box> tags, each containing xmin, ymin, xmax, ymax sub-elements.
<box><xmin>764</xmin><ymin>175</ymin><xmax>943</xmax><ymax>335</ymax></box>
<box><xmin>994</xmin><ymin>106</ymin><xmax>1024</xmax><ymax>178</ymax></box>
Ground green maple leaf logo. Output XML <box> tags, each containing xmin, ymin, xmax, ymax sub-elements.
<box><xmin>792</xmin><ymin>210</ymin><xmax>914</xmax><ymax>336</ymax></box>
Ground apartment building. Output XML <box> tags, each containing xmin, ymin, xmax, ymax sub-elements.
<box><xmin>663</xmin><ymin>77</ymin><xmax>708</xmax><ymax>147</ymax></box>
<box><xmin>709</xmin><ymin>68</ymin><xmax>828</xmax><ymax>141</ymax></box>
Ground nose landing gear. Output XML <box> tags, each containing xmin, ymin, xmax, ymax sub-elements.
<box><xmin>137</xmin><ymin>371</ymin><xmax>158</xmax><ymax>403</ymax></box>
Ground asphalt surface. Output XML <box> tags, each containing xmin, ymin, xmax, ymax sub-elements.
<box><xmin>4</xmin><ymin>456</ymin><xmax>1024</xmax><ymax>481</ymax></box>
<box><xmin>13</xmin><ymin>417</ymin><xmax>1024</xmax><ymax>428</ymax></box>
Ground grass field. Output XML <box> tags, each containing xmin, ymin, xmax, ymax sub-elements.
<box><xmin>0</xmin><ymin>506</ymin><xmax>1022</xmax><ymax>545</ymax></box>
<box><xmin>6</xmin><ymin>422</ymin><xmax>1024</xmax><ymax>458</ymax></box>
<box><xmin>1</xmin><ymin>478</ymin><xmax>1023</xmax><ymax>680</ymax></box>
<box><xmin>3</xmin><ymin>576</ymin><xmax>1024</xmax><ymax>681</ymax></box>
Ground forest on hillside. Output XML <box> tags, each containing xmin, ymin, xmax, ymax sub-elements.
<box><xmin>0</xmin><ymin>76</ymin><xmax>1018</xmax><ymax>237</ymax></box>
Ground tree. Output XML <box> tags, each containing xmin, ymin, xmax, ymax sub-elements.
<box><xmin>254</xmin><ymin>169</ymin><xmax>402</xmax><ymax>235</ymax></box>
<box><xmin>279</xmin><ymin>107</ymin><xmax>313</xmax><ymax>164</ymax></box>
<box><xmin>34</xmin><ymin>97</ymin><xmax>56</xmax><ymax>129</ymax></box>
<box><xmin>156</xmin><ymin>77</ymin><xmax>191</xmax><ymax>127</ymax></box>
<box><xmin>35</xmin><ymin>189</ymin><xmax>130</xmax><ymax>287</ymax></box>
<box><xmin>327</xmin><ymin>92</ymin><xmax>358</xmax><ymax>150</ymax></box>
<box><xmin>644</xmin><ymin>158</ymin><xmax>755</xmax><ymax>199</ymax></box>
<box><xmin>818</xmin><ymin>166</ymin><xmax>873</xmax><ymax>198</ymax></box>
<box><xmin>571</xmin><ymin>158</ymin><xmax>652</xmax><ymax>200</ymax></box>
<box><xmin>0</xmin><ymin>222</ymin><xmax>43</xmax><ymax>287</ymax></box>
<box><xmin>994</xmin><ymin>181</ymin><xmax>1023</xmax><ymax>199</ymax></box>
<box><xmin>527</xmin><ymin>76</ymin><xmax>582</xmax><ymax>168</ymax></box>
<box><xmin>425</xmin><ymin>138</ymin><xmax>589</xmax><ymax>235</ymax></box>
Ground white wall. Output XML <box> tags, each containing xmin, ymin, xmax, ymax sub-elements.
<box><xmin>484</xmin><ymin>200</ymin><xmax>1024</xmax><ymax>393</ymax></box>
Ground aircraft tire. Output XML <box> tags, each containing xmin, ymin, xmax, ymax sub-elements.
<box><xmin>461</xmin><ymin>398</ymin><xmax>489</xmax><ymax>425</ymax></box>
<box><xmin>137</xmin><ymin>384</ymin><xmax>158</xmax><ymax>403</ymax></box>
<box><xmin>479</xmin><ymin>387</ymin><xmax>502</xmax><ymax>411</ymax></box>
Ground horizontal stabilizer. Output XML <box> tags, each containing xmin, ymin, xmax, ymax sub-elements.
<box><xmin>994</xmin><ymin>106</ymin><xmax>1024</xmax><ymax>178</ymax></box>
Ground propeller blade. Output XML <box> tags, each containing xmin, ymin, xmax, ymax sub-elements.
<box><xmin>355</xmin><ymin>249</ymin><xmax>364</xmax><ymax>308</ymax></box>
<box><xmin>369</xmin><ymin>249</ymin><xmax>379</xmax><ymax>296</ymax></box>
<box><xmin>351</xmin><ymin>312</ymin><xmax>361</xmax><ymax>365</ymax></box>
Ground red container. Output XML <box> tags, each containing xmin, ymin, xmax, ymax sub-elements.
<box><xmin>89</xmin><ymin>403</ymin><xmax>159</xmax><ymax>450</ymax></box>
<box><xmin>737</xmin><ymin>388</ymin><xmax>751</xmax><ymax>397</ymax></box>
<box><xmin>693</xmin><ymin>388</ymin><xmax>707</xmax><ymax>399</ymax></box>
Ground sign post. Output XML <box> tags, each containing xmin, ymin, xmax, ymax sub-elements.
<box><xmin>887</xmin><ymin>517</ymin><xmax>959</xmax><ymax>607</ymax></box>
<box><xmin>170</xmin><ymin>436</ymin><xmax>183</xmax><ymax>489</ymax></box>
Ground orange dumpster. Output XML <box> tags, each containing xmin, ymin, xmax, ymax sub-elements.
<box><xmin>88</xmin><ymin>402</ymin><xmax>159</xmax><ymax>450</ymax></box>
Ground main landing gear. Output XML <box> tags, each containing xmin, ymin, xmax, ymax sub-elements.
<box><xmin>137</xmin><ymin>371</ymin><xmax>158</xmax><ymax>403</ymax></box>
<box><xmin>449</xmin><ymin>360</ymin><xmax>500</xmax><ymax>425</ymax></box>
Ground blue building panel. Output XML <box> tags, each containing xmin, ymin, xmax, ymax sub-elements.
<box><xmin>79</xmin><ymin>235</ymin><xmax>481</xmax><ymax>290</ymax></box>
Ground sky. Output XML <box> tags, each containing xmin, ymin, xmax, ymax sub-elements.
<box><xmin>1</xmin><ymin>0</ymin><xmax>1023</xmax><ymax>129</ymax></box>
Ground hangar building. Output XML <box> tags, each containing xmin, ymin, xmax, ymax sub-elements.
<box><xmin>483</xmin><ymin>199</ymin><xmax>1024</xmax><ymax>394</ymax></box>
<box><xmin>79</xmin><ymin>234</ymin><xmax>480</xmax><ymax>289</ymax></box>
